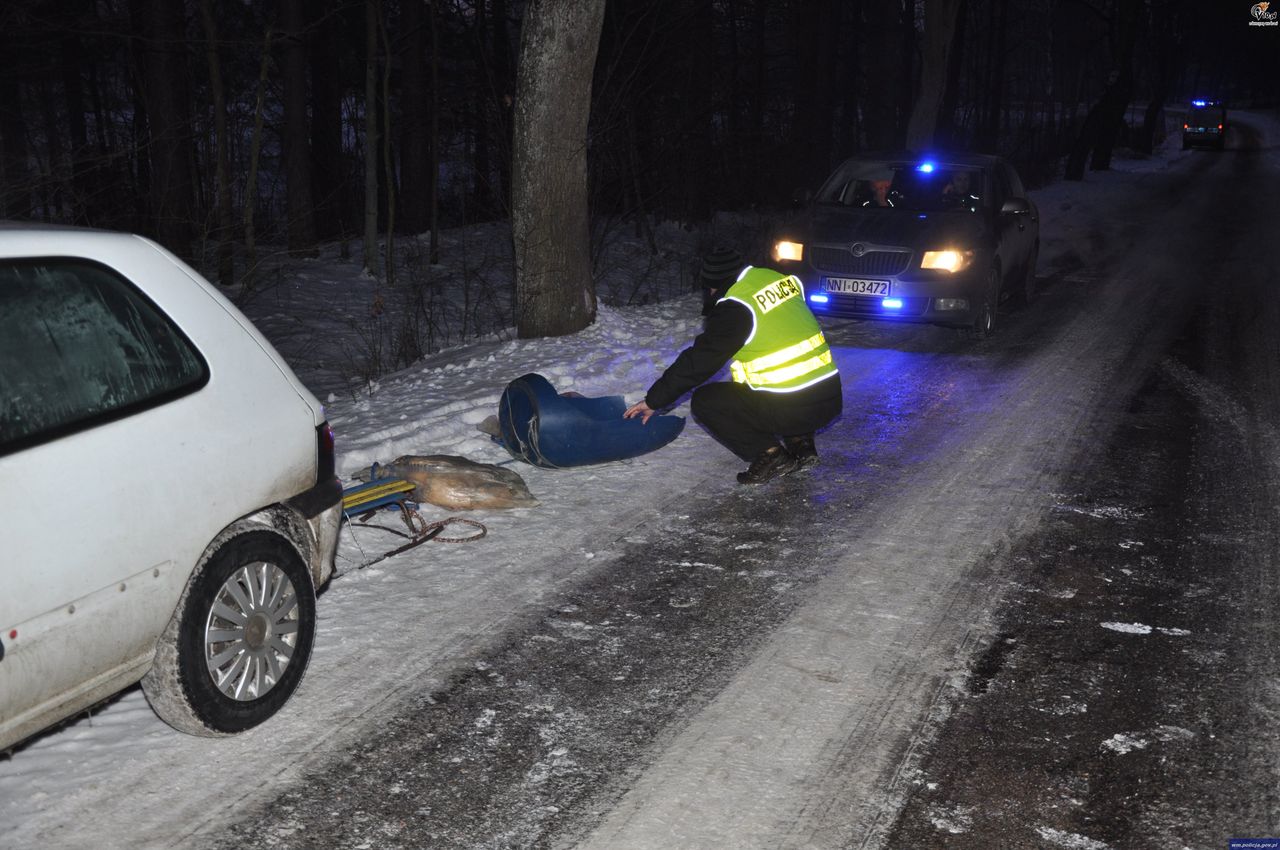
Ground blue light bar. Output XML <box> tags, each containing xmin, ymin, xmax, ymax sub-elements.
<box><xmin>809</xmin><ymin>293</ymin><xmax>830</xmax><ymax>304</ymax></box>
<box><xmin>916</xmin><ymin>162</ymin><xmax>936</xmax><ymax>173</ymax></box>
<box><xmin>1193</xmin><ymin>99</ymin><xmax>1206</xmax><ymax>107</ymax></box>
<box><xmin>882</xmin><ymin>297</ymin><xmax>903</xmax><ymax>309</ymax></box>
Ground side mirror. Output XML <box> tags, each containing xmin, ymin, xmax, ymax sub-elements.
<box><xmin>1000</xmin><ymin>197</ymin><xmax>1031</xmax><ymax>215</ymax></box>
<box><xmin>791</xmin><ymin>188</ymin><xmax>813</xmax><ymax>207</ymax></box>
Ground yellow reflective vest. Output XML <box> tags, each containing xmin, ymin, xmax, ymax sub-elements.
<box><xmin>719</xmin><ymin>266</ymin><xmax>838</xmax><ymax>393</ymax></box>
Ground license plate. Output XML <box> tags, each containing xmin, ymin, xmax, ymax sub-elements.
<box><xmin>824</xmin><ymin>277</ymin><xmax>890</xmax><ymax>296</ymax></box>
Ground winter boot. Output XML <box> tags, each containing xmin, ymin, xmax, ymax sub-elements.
<box><xmin>783</xmin><ymin>434</ymin><xmax>819</xmax><ymax>469</ymax></box>
<box><xmin>737</xmin><ymin>445</ymin><xmax>800</xmax><ymax>485</ymax></box>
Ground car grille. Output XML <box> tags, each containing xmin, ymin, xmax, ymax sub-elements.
<box><xmin>825</xmin><ymin>294</ymin><xmax>930</xmax><ymax>317</ymax></box>
<box><xmin>809</xmin><ymin>247</ymin><xmax>911</xmax><ymax>276</ymax></box>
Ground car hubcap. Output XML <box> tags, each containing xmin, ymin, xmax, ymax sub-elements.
<box><xmin>204</xmin><ymin>561</ymin><xmax>300</xmax><ymax>701</ymax></box>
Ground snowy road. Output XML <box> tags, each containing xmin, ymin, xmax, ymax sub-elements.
<box><xmin>2</xmin><ymin>114</ymin><xmax>1276</xmax><ymax>849</ymax></box>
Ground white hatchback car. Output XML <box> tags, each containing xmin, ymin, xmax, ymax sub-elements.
<box><xmin>0</xmin><ymin>225</ymin><xmax>342</xmax><ymax>751</ymax></box>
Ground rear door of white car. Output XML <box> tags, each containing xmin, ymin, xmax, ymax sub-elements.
<box><xmin>0</xmin><ymin>237</ymin><xmax>317</xmax><ymax>745</ymax></box>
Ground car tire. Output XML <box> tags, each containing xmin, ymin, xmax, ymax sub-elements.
<box><xmin>1016</xmin><ymin>242</ymin><xmax>1039</xmax><ymax>307</ymax></box>
<box><xmin>141</xmin><ymin>530</ymin><xmax>316</xmax><ymax>736</ymax></box>
<box><xmin>969</xmin><ymin>267</ymin><xmax>999</xmax><ymax>340</ymax></box>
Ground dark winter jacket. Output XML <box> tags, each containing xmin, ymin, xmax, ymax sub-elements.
<box><xmin>645</xmin><ymin>300</ymin><xmax>753</xmax><ymax>410</ymax></box>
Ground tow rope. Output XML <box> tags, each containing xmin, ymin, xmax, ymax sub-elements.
<box><xmin>339</xmin><ymin>498</ymin><xmax>487</xmax><ymax>575</ymax></box>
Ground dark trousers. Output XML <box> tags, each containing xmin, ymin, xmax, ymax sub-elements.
<box><xmin>690</xmin><ymin>374</ymin><xmax>843</xmax><ymax>460</ymax></box>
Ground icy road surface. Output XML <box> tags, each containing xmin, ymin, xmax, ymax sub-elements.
<box><xmin>2</xmin><ymin>112</ymin><xmax>1276</xmax><ymax>849</ymax></box>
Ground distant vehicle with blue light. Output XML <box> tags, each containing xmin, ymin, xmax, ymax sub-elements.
<box><xmin>772</xmin><ymin>153</ymin><xmax>1039</xmax><ymax>338</ymax></box>
<box><xmin>1183</xmin><ymin>99</ymin><xmax>1227</xmax><ymax>150</ymax></box>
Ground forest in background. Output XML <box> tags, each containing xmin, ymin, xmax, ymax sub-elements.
<box><xmin>0</xmin><ymin>0</ymin><xmax>1271</xmax><ymax>291</ymax></box>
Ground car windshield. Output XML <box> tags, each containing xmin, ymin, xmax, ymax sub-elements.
<box><xmin>1188</xmin><ymin>105</ymin><xmax>1225</xmax><ymax>124</ymax></box>
<box><xmin>815</xmin><ymin>161</ymin><xmax>986</xmax><ymax>213</ymax></box>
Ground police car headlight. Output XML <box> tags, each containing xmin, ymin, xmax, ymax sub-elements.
<box><xmin>773</xmin><ymin>240</ymin><xmax>804</xmax><ymax>263</ymax></box>
<box><xmin>921</xmin><ymin>249</ymin><xmax>974</xmax><ymax>273</ymax></box>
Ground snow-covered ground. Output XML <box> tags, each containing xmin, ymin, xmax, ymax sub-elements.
<box><xmin>0</xmin><ymin>114</ymin><xmax>1257</xmax><ymax>849</ymax></box>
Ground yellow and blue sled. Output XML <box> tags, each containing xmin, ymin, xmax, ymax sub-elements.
<box><xmin>341</xmin><ymin>477</ymin><xmax>416</xmax><ymax>515</ymax></box>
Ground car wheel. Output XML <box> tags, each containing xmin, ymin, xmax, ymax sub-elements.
<box><xmin>141</xmin><ymin>530</ymin><xmax>316</xmax><ymax>736</ymax></box>
<box><xmin>969</xmin><ymin>267</ymin><xmax>999</xmax><ymax>340</ymax></box>
<box><xmin>1016</xmin><ymin>242</ymin><xmax>1039</xmax><ymax>306</ymax></box>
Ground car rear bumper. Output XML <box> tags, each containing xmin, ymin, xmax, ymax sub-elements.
<box><xmin>1184</xmin><ymin>129</ymin><xmax>1224</xmax><ymax>145</ymax></box>
<box><xmin>288</xmin><ymin>476</ymin><xmax>342</xmax><ymax>586</ymax></box>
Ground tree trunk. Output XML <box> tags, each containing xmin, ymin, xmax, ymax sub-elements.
<box><xmin>490</xmin><ymin>0</ymin><xmax>514</xmax><ymax>213</ymax></box>
<box><xmin>362</xmin><ymin>0</ymin><xmax>380</xmax><ymax>277</ymax></box>
<box><xmin>281</xmin><ymin>0</ymin><xmax>317</xmax><ymax>256</ymax></box>
<box><xmin>127</xmin><ymin>0</ymin><xmax>151</xmax><ymax>233</ymax></box>
<box><xmin>58</xmin><ymin>0</ymin><xmax>94</xmax><ymax>225</ymax></box>
<box><xmin>380</xmin><ymin>9</ymin><xmax>396</xmax><ymax>285</ymax></box>
<box><xmin>138</xmin><ymin>0</ymin><xmax>194</xmax><ymax>258</ymax></box>
<box><xmin>400</xmin><ymin>0</ymin><xmax>432</xmax><ymax>235</ymax></box>
<box><xmin>0</xmin><ymin>44</ymin><xmax>32</xmax><ymax>220</ymax></box>
<box><xmin>244</xmin><ymin>26</ymin><xmax>272</xmax><ymax>278</ymax></box>
<box><xmin>860</xmin><ymin>0</ymin><xmax>907</xmax><ymax>150</ymax></box>
<box><xmin>1065</xmin><ymin>0</ymin><xmax>1142</xmax><ymax>178</ymax></box>
<box><xmin>683</xmin><ymin>0</ymin><xmax>715</xmax><ymax>220</ymax></box>
<box><xmin>935</xmin><ymin>0</ymin><xmax>969</xmax><ymax>148</ymax></box>
<box><xmin>905</xmin><ymin>0</ymin><xmax>965</xmax><ymax>151</ymax></box>
<box><xmin>510</xmin><ymin>0</ymin><xmax>606</xmax><ymax>339</ymax></box>
<box><xmin>470</xmin><ymin>0</ymin><xmax>491</xmax><ymax>218</ymax></box>
<box><xmin>1090</xmin><ymin>1</ymin><xmax>1144</xmax><ymax>168</ymax></box>
<box><xmin>310</xmin><ymin>0</ymin><xmax>348</xmax><ymax>240</ymax></box>
<box><xmin>975</xmin><ymin>0</ymin><xmax>1008</xmax><ymax>152</ymax></box>
<box><xmin>792</xmin><ymin>1</ymin><xmax>838</xmax><ymax>190</ymax></box>
<box><xmin>199</xmin><ymin>0</ymin><xmax>234</xmax><ymax>286</ymax></box>
<box><xmin>429</xmin><ymin>0</ymin><xmax>441</xmax><ymax>265</ymax></box>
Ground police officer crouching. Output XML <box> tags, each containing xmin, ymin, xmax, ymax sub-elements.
<box><xmin>624</xmin><ymin>247</ymin><xmax>843</xmax><ymax>484</ymax></box>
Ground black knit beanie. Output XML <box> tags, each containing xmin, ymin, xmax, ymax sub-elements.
<box><xmin>698</xmin><ymin>246</ymin><xmax>745</xmax><ymax>290</ymax></box>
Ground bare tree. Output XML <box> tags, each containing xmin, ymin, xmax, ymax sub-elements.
<box><xmin>400</xmin><ymin>0</ymin><xmax>432</xmax><ymax>235</ymax></box>
<box><xmin>510</xmin><ymin>0</ymin><xmax>606</xmax><ymax>338</ymax></box>
<box><xmin>363</xmin><ymin>0</ymin><xmax>380</xmax><ymax>278</ymax></box>
<box><xmin>136</xmin><ymin>0</ymin><xmax>195</xmax><ymax>257</ymax></box>
<box><xmin>281</xmin><ymin>0</ymin><xmax>318</xmax><ymax>256</ymax></box>
<box><xmin>198</xmin><ymin>0</ymin><xmax>233</xmax><ymax>286</ymax></box>
<box><xmin>311</xmin><ymin>0</ymin><xmax>349</xmax><ymax>242</ymax></box>
<box><xmin>0</xmin><ymin>27</ymin><xmax>33</xmax><ymax>220</ymax></box>
<box><xmin>906</xmin><ymin>0</ymin><xmax>965</xmax><ymax>151</ymax></box>
<box><xmin>1065</xmin><ymin>0</ymin><xmax>1142</xmax><ymax>179</ymax></box>
<box><xmin>860</xmin><ymin>0</ymin><xmax>910</xmax><ymax>150</ymax></box>
<box><xmin>244</xmin><ymin>25</ymin><xmax>272</xmax><ymax>278</ymax></box>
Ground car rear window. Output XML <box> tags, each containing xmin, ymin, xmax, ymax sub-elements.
<box><xmin>0</xmin><ymin>259</ymin><xmax>208</xmax><ymax>455</ymax></box>
<box><xmin>1188</xmin><ymin>106</ymin><xmax>1225</xmax><ymax>123</ymax></box>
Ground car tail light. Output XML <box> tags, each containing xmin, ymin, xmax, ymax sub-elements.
<box><xmin>1218</xmin><ymin>124</ymin><xmax>1223</xmax><ymax>130</ymax></box>
<box><xmin>1183</xmin><ymin>123</ymin><xmax>1189</xmax><ymax>130</ymax></box>
<box><xmin>316</xmin><ymin>422</ymin><xmax>336</xmax><ymax>482</ymax></box>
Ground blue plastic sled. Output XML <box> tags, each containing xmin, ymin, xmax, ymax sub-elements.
<box><xmin>498</xmin><ymin>373</ymin><xmax>684</xmax><ymax>468</ymax></box>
